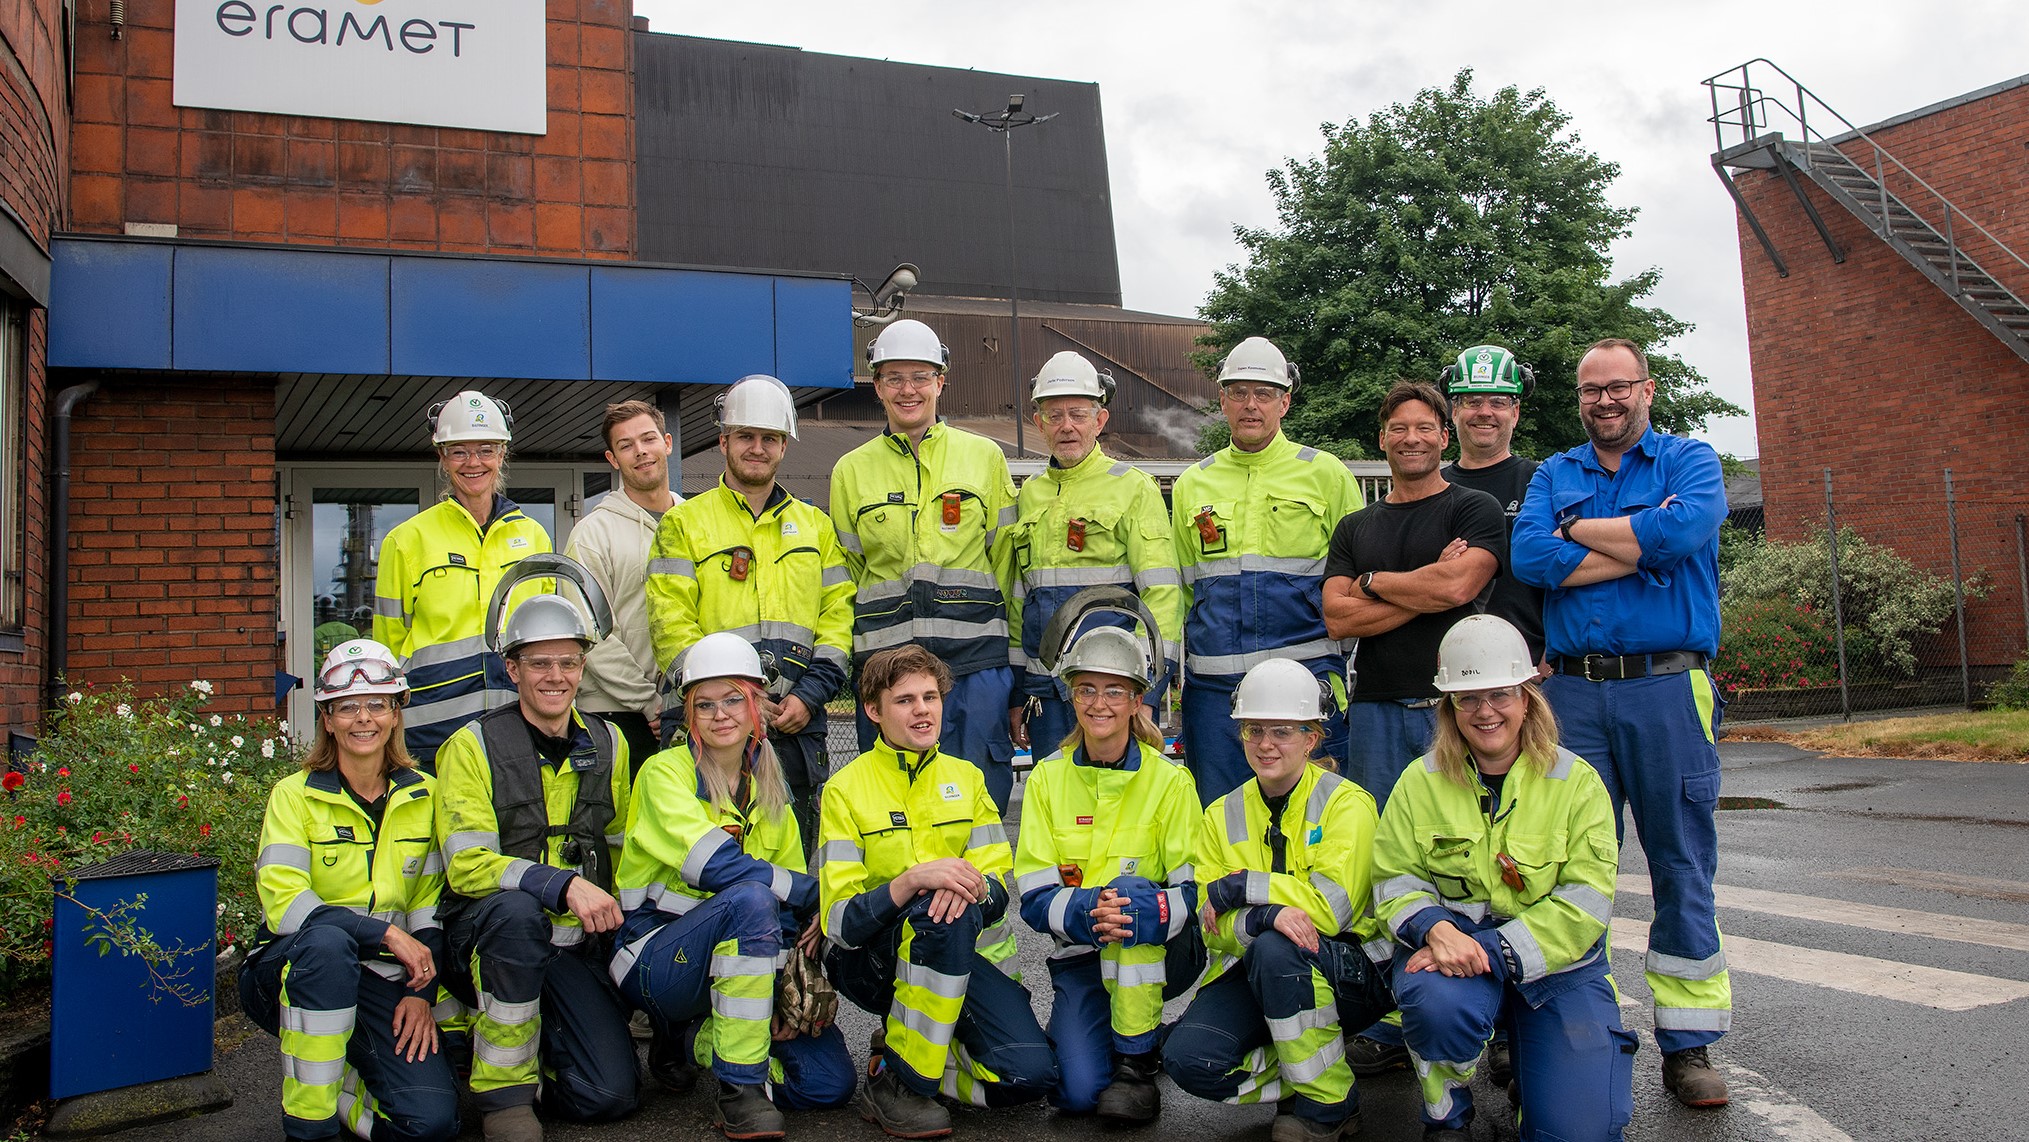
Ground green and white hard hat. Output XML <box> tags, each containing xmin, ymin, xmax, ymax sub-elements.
<box><xmin>1441</xmin><ymin>345</ymin><xmax>1534</xmax><ymax>398</ymax></box>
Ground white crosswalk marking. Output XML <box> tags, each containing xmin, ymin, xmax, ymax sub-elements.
<box><xmin>1618</xmin><ymin>874</ymin><xmax>2029</xmax><ymax>954</ymax></box>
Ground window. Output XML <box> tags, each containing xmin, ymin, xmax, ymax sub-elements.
<box><xmin>0</xmin><ymin>299</ymin><xmax>21</xmax><ymax>634</ymax></box>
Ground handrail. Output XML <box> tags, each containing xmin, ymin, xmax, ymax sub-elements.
<box><xmin>1702</xmin><ymin>58</ymin><xmax>2029</xmax><ymax>284</ymax></box>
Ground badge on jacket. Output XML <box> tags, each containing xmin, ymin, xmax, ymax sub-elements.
<box><xmin>889</xmin><ymin>811</ymin><xmax>908</xmax><ymax>828</ymax></box>
<box><xmin>939</xmin><ymin>782</ymin><xmax>962</xmax><ymax>801</ymax></box>
<box><xmin>781</xmin><ymin>519</ymin><xmax>799</xmax><ymax>537</ymax></box>
<box><xmin>447</xmin><ymin>553</ymin><xmax>467</xmax><ymax>566</ymax></box>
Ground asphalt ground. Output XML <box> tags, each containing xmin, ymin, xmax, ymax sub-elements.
<box><xmin>102</xmin><ymin>737</ymin><xmax>2029</xmax><ymax>1141</ymax></box>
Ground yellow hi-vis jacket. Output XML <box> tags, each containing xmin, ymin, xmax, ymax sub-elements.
<box><xmin>1198</xmin><ymin>764</ymin><xmax>1385</xmax><ymax>984</ymax></box>
<box><xmin>1372</xmin><ymin>747</ymin><xmax>1618</xmax><ymax>1003</ymax></box>
<box><xmin>815</xmin><ymin>738</ymin><xmax>1017</xmax><ymax>965</ymax></box>
<box><xmin>645</xmin><ymin>479</ymin><xmax>855</xmax><ymax>712</ymax></box>
<box><xmin>373</xmin><ymin>495</ymin><xmax>551</xmax><ymax>757</ymax></box>
<box><xmin>829</xmin><ymin>422</ymin><xmax>1018</xmax><ymax>677</ymax></box>
<box><xmin>1007</xmin><ymin>447</ymin><xmax>1182</xmax><ymax>697</ymax></box>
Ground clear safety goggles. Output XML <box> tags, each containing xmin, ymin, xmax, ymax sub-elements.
<box><xmin>319</xmin><ymin>659</ymin><xmax>401</xmax><ymax>692</ymax></box>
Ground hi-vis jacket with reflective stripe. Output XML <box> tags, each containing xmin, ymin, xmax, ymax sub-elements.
<box><xmin>253</xmin><ymin>766</ymin><xmax>444</xmax><ymax>979</ymax></box>
<box><xmin>816</xmin><ymin>738</ymin><xmax>1017</xmax><ymax>965</ymax></box>
<box><xmin>644</xmin><ymin>480</ymin><xmax>854</xmax><ymax>711</ymax></box>
<box><xmin>435</xmin><ymin>709</ymin><xmax>632</xmax><ymax>948</ymax></box>
<box><xmin>829</xmin><ymin>423</ymin><xmax>1018</xmax><ymax>677</ymax></box>
<box><xmin>1199</xmin><ymin>764</ymin><xmax>1383</xmax><ymax>984</ymax></box>
<box><xmin>1170</xmin><ymin>432</ymin><xmax>1361</xmax><ymax>686</ymax></box>
<box><xmin>1008</xmin><ymin>447</ymin><xmax>1181</xmax><ymax>698</ymax></box>
<box><xmin>373</xmin><ymin>495</ymin><xmax>552</xmax><ymax>756</ymax></box>
<box><xmin>1372</xmin><ymin>747</ymin><xmax>1618</xmax><ymax>1006</ymax></box>
<box><xmin>610</xmin><ymin>742</ymin><xmax>817</xmax><ymax>979</ymax></box>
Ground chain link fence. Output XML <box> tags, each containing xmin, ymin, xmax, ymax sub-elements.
<box><xmin>1719</xmin><ymin>466</ymin><xmax>2029</xmax><ymax>720</ymax></box>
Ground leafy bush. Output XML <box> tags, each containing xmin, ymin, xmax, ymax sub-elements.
<box><xmin>1720</xmin><ymin>529</ymin><xmax>1980</xmax><ymax>677</ymax></box>
<box><xmin>1713</xmin><ymin>598</ymin><xmax>1842</xmax><ymax>691</ymax></box>
<box><xmin>1988</xmin><ymin>657</ymin><xmax>2029</xmax><ymax>710</ymax></box>
<box><xmin>0</xmin><ymin>680</ymin><xmax>297</xmax><ymax>993</ymax></box>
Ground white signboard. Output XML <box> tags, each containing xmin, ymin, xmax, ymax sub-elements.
<box><xmin>173</xmin><ymin>0</ymin><xmax>547</xmax><ymax>135</ymax></box>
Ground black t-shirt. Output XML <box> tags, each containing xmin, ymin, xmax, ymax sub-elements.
<box><xmin>1442</xmin><ymin>456</ymin><xmax>1547</xmax><ymax>662</ymax></box>
<box><xmin>1323</xmin><ymin>484</ymin><xmax>1507</xmax><ymax>701</ymax></box>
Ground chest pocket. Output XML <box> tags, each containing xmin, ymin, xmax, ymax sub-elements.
<box><xmin>1264</xmin><ymin>494</ymin><xmax>1328</xmax><ymax>554</ymax></box>
<box><xmin>1421</xmin><ymin>833</ymin><xmax>1479</xmax><ymax>902</ymax></box>
<box><xmin>853</xmin><ymin>502</ymin><xmax>915</xmax><ymax>579</ymax></box>
<box><xmin>1047</xmin><ymin>814</ymin><xmax>1096</xmax><ymax>870</ymax></box>
<box><xmin>311</xmin><ymin>825</ymin><xmax>373</xmax><ymax>896</ymax></box>
<box><xmin>1109</xmin><ymin>824</ymin><xmax>1154</xmax><ymax>880</ymax></box>
<box><xmin>1500</xmin><ymin>832</ymin><xmax>1568</xmax><ymax>905</ymax></box>
<box><xmin>415</xmin><ymin>562</ymin><xmax>480</xmax><ymax>618</ymax></box>
<box><xmin>1186</xmin><ymin>501</ymin><xmax>1236</xmax><ymax>557</ymax></box>
<box><xmin>929</xmin><ymin>813</ymin><xmax>976</xmax><ymax>860</ymax></box>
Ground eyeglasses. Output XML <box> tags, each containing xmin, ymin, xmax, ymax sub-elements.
<box><xmin>1451</xmin><ymin>686</ymin><xmax>1524</xmax><ymax>713</ymax></box>
<box><xmin>515</xmin><ymin>654</ymin><xmax>585</xmax><ymax>674</ymax></box>
<box><xmin>1221</xmin><ymin>384</ymin><xmax>1285</xmax><ymax>405</ymax></box>
<box><xmin>1452</xmin><ymin>394</ymin><xmax>1517</xmax><ymax>411</ymax></box>
<box><xmin>1576</xmin><ymin>380</ymin><xmax>1640</xmax><ymax>404</ymax></box>
<box><xmin>1071</xmin><ymin>683</ymin><xmax>1136</xmax><ymax>705</ymax></box>
<box><xmin>328</xmin><ymin>697</ymin><xmax>395</xmax><ymax>719</ymax></box>
<box><xmin>1037</xmin><ymin>407</ymin><xmax>1099</xmax><ymax>426</ymax></box>
<box><xmin>1239</xmin><ymin>723</ymin><xmax>1312</xmax><ymax>745</ymax></box>
<box><xmin>877</xmin><ymin>371</ymin><xmax>940</xmax><ymax>392</ymax></box>
<box><xmin>692</xmin><ymin>693</ymin><xmax>749</xmax><ymax>717</ymax></box>
<box><xmin>442</xmin><ymin>444</ymin><xmax>502</xmax><ymax>463</ymax></box>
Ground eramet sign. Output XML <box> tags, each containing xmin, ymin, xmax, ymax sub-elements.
<box><xmin>173</xmin><ymin>0</ymin><xmax>547</xmax><ymax>135</ymax></box>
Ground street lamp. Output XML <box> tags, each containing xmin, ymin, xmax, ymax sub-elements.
<box><xmin>954</xmin><ymin>95</ymin><xmax>1057</xmax><ymax>457</ymax></box>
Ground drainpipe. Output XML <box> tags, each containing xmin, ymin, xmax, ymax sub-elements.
<box><xmin>47</xmin><ymin>381</ymin><xmax>98</xmax><ymax>710</ymax></box>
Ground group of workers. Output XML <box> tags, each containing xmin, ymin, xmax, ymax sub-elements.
<box><xmin>242</xmin><ymin>322</ymin><xmax>1732</xmax><ymax>1142</ymax></box>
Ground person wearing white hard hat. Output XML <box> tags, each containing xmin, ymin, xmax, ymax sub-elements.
<box><xmin>434</xmin><ymin>582</ymin><xmax>638</xmax><ymax>1141</ymax></box>
<box><xmin>1162</xmin><ymin>658</ymin><xmax>1392</xmax><ymax>1142</ymax></box>
<box><xmin>647</xmin><ymin>375</ymin><xmax>854</xmax><ymax>852</ymax></box>
<box><xmin>610</xmin><ymin>632</ymin><xmax>855</xmax><ymax>1138</ymax></box>
<box><xmin>831</xmin><ymin>320</ymin><xmax>1022</xmax><ymax>810</ymax></box>
<box><xmin>242</xmin><ymin>640</ymin><xmax>460</xmax><ymax>1142</ymax></box>
<box><xmin>1172</xmin><ymin>337</ymin><xmax>1363</xmax><ymax>807</ymax></box>
<box><xmin>375</xmin><ymin>390</ymin><xmax>552</xmax><ymax>765</ymax></box>
<box><xmin>1006</xmin><ymin>351</ymin><xmax>1182</xmax><ymax>759</ymax></box>
<box><xmin>1011</xmin><ymin>626</ymin><xmax>1201</xmax><ymax>1123</ymax></box>
<box><xmin>1372</xmin><ymin>615</ymin><xmax>1631</xmax><ymax>1141</ymax></box>
<box><xmin>565</xmin><ymin>400</ymin><xmax>680</xmax><ymax>772</ymax></box>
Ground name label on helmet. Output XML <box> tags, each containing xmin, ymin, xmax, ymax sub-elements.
<box><xmin>448</xmin><ymin>553</ymin><xmax>467</xmax><ymax>566</ymax></box>
<box><xmin>939</xmin><ymin>782</ymin><xmax>962</xmax><ymax>801</ymax></box>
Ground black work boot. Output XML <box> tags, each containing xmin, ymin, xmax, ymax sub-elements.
<box><xmin>1663</xmin><ymin>1046</ymin><xmax>1730</xmax><ymax>1107</ymax></box>
<box><xmin>648</xmin><ymin>1027</ymin><xmax>699</xmax><ymax>1094</ymax></box>
<box><xmin>1093</xmin><ymin>1051</ymin><xmax>1161</xmax><ymax>1123</ymax></box>
<box><xmin>716</xmin><ymin>1081</ymin><xmax>787</xmax><ymax>1140</ymax></box>
<box><xmin>1345</xmin><ymin>1035</ymin><xmax>1409</xmax><ymax>1075</ymax></box>
<box><xmin>858</xmin><ymin>1069</ymin><xmax>952</xmax><ymax>1139</ymax></box>
<box><xmin>1270</xmin><ymin>1108</ymin><xmax>1359</xmax><ymax>1141</ymax></box>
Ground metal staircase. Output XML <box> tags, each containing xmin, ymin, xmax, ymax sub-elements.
<box><xmin>1705</xmin><ymin>59</ymin><xmax>2029</xmax><ymax>364</ymax></box>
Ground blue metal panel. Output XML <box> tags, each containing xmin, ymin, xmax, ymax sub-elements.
<box><xmin>48</xmin><ymin>239</ymin><xmax>172</xmax><ymax>370</ymax></box>
<box><xmin>173</xmin><ymin>247</ymin><xmax>390</xmax><ymax>374</ymax></box>
<box><xmin>773</xmin><ymin>277</ymin><xmax>854</xmax><ymax>389</ymax></box>
<box><xmin>50</xmin><ymin>862</ymin><xmax>218</xmax><ymax>1098</ymax></box>
<box><xmin>392</xmin><ymin>259</ymin><xmax>591</xmax><ymax>381</ymax></box>
<box><xmin>590</xmin><ymin>265</ymin><xmax>776</xmax><ymax>384</ymax></box>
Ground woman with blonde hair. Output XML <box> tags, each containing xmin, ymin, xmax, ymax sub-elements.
<box><xmin>1373</xmin><ymin>615</ymin><xmax>1633</xmax><ymax>1141</ymax></box>
<box><xmin>609</xmin><ymin>632</ymin><xmax>853</xmax><ymax>1139</ymax></box>
<box><xmin>242</xmin><ymin>639</ymin><xmax>458</xmax><ymax>1142</ymax></box>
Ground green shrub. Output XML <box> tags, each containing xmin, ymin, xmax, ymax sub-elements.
<box><xmin>1713</xmin><ymin>598</ymin><xmax>1842</xmax><ymax>691</ymax></box>
<box><xmin>0</xmin><ymin>680</ymin><xmax>298</xmax><ymax>992</ymax></box>
<box><xmin>1988</xmin><ymin>657</ymin><xmax>2029</xmax><ymax>710</ymax></box>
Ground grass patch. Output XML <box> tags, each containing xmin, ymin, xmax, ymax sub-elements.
<box><xmin>1742</xmin><ymin>710</ymin><xmax>2029</xmax><ymax>762</ymax></box>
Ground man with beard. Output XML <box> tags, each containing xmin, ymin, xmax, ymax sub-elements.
<box><xmin>1511</xmin><ymin>337</ymin><xmax>1731</xmax><ymax>1108</ymax></box>
<box><xmin>566</xmin><ymin>400</ymin><xmax>679</xmax><ymax>769</ymax></box>
<box><xmin>1439</xmin><ymin>345</ymin><xmax>1548</xmax><ymax>668</ymax></box>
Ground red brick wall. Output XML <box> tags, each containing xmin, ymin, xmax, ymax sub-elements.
<box><xmin>65</xmin><ymin>378</ymin><xmax>278</xmax><ymax>716</ymax></box>
<box><xmin>1</xmin><ymin>0</ymin><xmax>69</xmax><ymax>736</ymax></box>
<box><xmin>69</xmin><ymin>0</ymin><xmax>636</xmax><ymax>258</ymax></box>
<box><xmin>1735</xmin><ymin>88</ymin><xmax>2029</xmax><ymax>667</ymax></box>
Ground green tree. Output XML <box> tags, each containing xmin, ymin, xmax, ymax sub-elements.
<box><xmin>1198</xmin><ymin>70</ymin><xmax>1742</xmax><ymax>459</ymax></box>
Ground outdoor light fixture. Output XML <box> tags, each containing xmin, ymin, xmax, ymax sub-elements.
<box><xmin>852</xmin><ymin>262</ymin><xmax>923</xmax><ymax>327</ymax></box>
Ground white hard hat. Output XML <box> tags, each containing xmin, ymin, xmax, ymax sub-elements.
<box><xmin>316</xmin><ymin>638</ymin><xmax>409</xmax><ymax>702</ymax></box>
<box><xmin>429</xmin><ymin>390</ymin><xmax>514</xmax><ymax>445</ymax></box>
<box><xmin>866</xmin><ymin>319</ymin><xmax>950</xmax><ymax>371</ymax></box>
<box><xmin>1230</xmin><ymin>658</ymin><xmax>1330</xmax><ymax>721</ymax></box>
<box><xmin>1056</xmin><ymin>627</ymin><xmax>1151</xmax><ymax>690</ymax></box>
<box><xmin>1432</xmin><ymin>615</ymin><xmax>1537</xmax><ymax>692</ymax></box>
<box><xmin>718</xmin><ymin>374</ymin><xmax>799</xmax><ymax>439</ymax></box>
<box><xmin>1217</xmin><ymin>337</ymin><xmax>1298</xmax><ymax>392</ymax></box>
<box><xmin>1030</xmin><ymin>351</ymin><xmax>1115</xmax><ymax>405</ymax></box>
<box><xmin>680</xmin><ymin>631</ymin><xmax>769</xmax><ymax>693</ymax></box>
<box><xmin>500</xmin><ymin>595</ymin><xmax>595</xmax><ymax>655</ymax></box>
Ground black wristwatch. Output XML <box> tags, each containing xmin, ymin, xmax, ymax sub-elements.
<box><xmin>1358</xmin><ymin>571</ymin><xmax>1383</xmax><ymax>601</ymax></box>
<box><xmin>1557</xmin><ymin>512</ymin><xmax>1580</xmax><ymax>543</ymax></box>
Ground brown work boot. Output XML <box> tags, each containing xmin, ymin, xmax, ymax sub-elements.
<box><xmin>482</xmin><ymin>1105</ymin><xmax>543</xmax><ymax>1142</ymax></box>
<box><xmin>717</xmin><ymin>1081</ymin><xmax>787</xmax><ymax>1140</ymax></box>
<box><xmin>859</xmin><ymin>1068</ymin><xmax>952</xmax><ymax>1139</ymax></box>
<box><xmin>1269</xmin><ymin>1108</ymin><xmax>1359</xmax><ymax>1142</ymax></box>
<box><xmin>1663</xmin><ymin>1046</ymin><xmax>1730</xmax><ymax>1107</ymax></box>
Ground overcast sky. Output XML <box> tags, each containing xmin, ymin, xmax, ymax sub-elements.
<box><xmin>636</xmin><ymin>0</ymin><xmax>2026</xmax><ymax>459</ymax></box>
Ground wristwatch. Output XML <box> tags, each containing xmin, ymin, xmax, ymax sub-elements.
<box><xmin>1557</xmin><ymin>512</ymin><xmax>1580</xmax><ymax>543</ymax></box>
<box><xmin>1358</xmin><ymin>571</ymin><xmax>1383</xmax><ymax>601</ymax></box>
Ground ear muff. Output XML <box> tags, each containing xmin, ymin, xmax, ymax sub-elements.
<box><xmin>424</xmin><ymin>400</ymin><xmax>446</xmax><ymax>434</ymax></box>
<box><xmin>1438</xmin><ymin>364</ymin><xmax>1458</xmax><ymax>388</ymax></box>
<box><xmin>1096</xmin><ymin>369</ymin><xmax>1118</xmax><ymax>405</ymax></box>
<box><xmin>1516</xmin><ymin>364</ymin><xmax>1536</xmax><ymax>399</ymax></box>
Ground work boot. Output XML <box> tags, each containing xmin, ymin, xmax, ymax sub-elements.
<box><xmin>1421</xmin><ymin>1129</ymin><xmax>1470</xmax><ymax>1142</ymax></box>
<box><xmin>481</xmin><ymin>1105</ymin><xmax>543</xmax><ymax>1142</ymax></box>
<box><xmin>648</xmin><ymin>1028</ymin><xmax>699</xmax><ymax>1094</ymax></box>
<box><xmin>1663</xmin><ymin>1046</ymin><xmax>1730</xmax><ymax>1107</ymax></box>
<box><xmin>1269</xmin><ymin>1109</ymin><xmax>1359</xmax><ymax>1142</ymax></box>
<box><xmin>858</xmin><ymin>1069</ymin><xmax>952</xmax><ymax>1139</ymax></box>
<box><xmin>1486</xmin><ymin>1037</ymin><xmax>1512</xmax><ymax>1089</ymax></box>
<box><xmin>1093</xmin><ymin>1051</ymin><xmax>1162</xmax><ymax>1123</ymax></box>
<box><xmin>629</xmin><ymin>1009</ymin><xmax>654</xmax><ymax>1042</ymax></box>
<box><xmin>1345</xmin><ymin>1035</ymin><xmax>1409</xmax><ymax>1075</ymax></box>
<box><xmin>717</xmin><ymin>1081</ymin><xmax>787</xmax><ymax>1140</ymax></box>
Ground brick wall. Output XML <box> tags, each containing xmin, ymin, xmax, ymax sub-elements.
<box><xmin>68</xmin><ymin>0</ymin><xmax>635</xmax><ymax>258</ymax></box>
<box><xmin>1</xmin><ymin>0</ymin><xmax>70</xmax><ymax>738</ymax></box>
<box><xmin>1734</xmin><ymin>85</ymin><xmax>2029</xmax><ymax>667</ymax></box>
<box><xmin>65</xmin><ymin>378</ymin><xmax>278</xmax><ymax>716</ymax></box>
